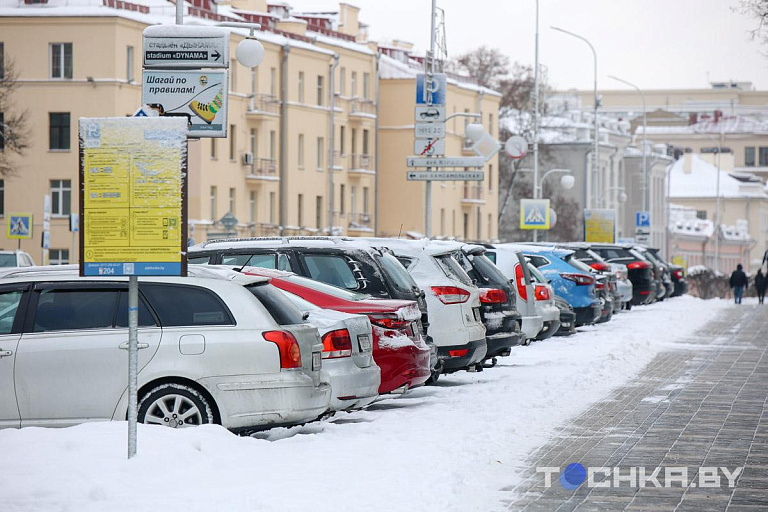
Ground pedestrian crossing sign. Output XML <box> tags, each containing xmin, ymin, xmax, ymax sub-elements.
<box><xmin>7</xmin><ymin>213</ymin><xmax>33</xmax><ymax>239</ymax></box>
<box><xmin>520</xmin><ymin>199</ymin><xmax>551</xmax><ymax>230</ymax></box>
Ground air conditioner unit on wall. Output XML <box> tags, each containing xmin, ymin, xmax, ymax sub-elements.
<box><xmin>242</xmin><ymin>152</ymin><xmax>254</xmax><ymax>165</ymax></box>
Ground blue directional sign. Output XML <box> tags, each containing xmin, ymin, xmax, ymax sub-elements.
<box><xmin>415</xmin><ymin>73</ymin><xmax>447</xmax><ymax>106</ymax></box>
<box><xmin>520</xmin><ymin>199</ymin><xmax>551</xmax><ymax>230</ymax></box>
<box><xmin>636</xmin><ymin>211</ymin><xmax>651</xmax><ymax>228</ymax></box>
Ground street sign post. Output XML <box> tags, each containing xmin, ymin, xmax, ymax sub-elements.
<box><xmin>415</xmin><ymin>73</ymin><xmax>446</xmax><ymax>105</ymax></box>
<box><xmin>406</xmin><ymin>156</ymin><xmax>486</xmax><ymax>168</ymax></box>
<box><xmin>414</xmin><ymin>139</ymin><xmax>446</xmax><ymax>156</ymax></box>
<box><xmin>143</xmin><ymin>25</ymin><xmax>229</xmax><ymax>69</ymax></box>
<box><xmin>520</xmin><ymin>199</ymin><xmax>551</xmax><ymax>230</ymax></box>
<box><xmin>406</xmin><ymin>171</ymin><xmax>484</xmax><ymax>181</ymax></box>
<box><xmin>414</xmin><ymin>105</ymin><xmax>446</xmax><ymax>122</ymax></box>
<box><xmin>414</xmin><ymin>122</ymin><xmax>446</xmax><ymax>139</ymax></box>
<box><xmin>142</xmin><ymin>69</ymin><xmax>228</xmax><ymax>137</ymax></box>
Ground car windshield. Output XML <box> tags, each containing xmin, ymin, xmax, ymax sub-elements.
<box><xmin>470</xmin><ymin>253</ymin><xmax>511</xmax><ymax>285</ymax></box>
<box><xmin>283</xmin><ymin>274</ymin><xmax>370</xmax><ymax>301</ymax></box>
<box><xmin>0</xmin><ymin>254</ymin><xmax>18</xmax><ymax>267</ymax></box>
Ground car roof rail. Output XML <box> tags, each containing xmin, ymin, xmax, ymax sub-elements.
<box><xmin>198</xmin><ymin>235</ymin><xmax>356</xmax><ymax>248</ymax></box>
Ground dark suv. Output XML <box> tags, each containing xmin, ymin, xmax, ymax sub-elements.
<box><xmin>580</xmin><ymin>243</ymin><xmax>656</xmax><ymax>305</ymax></box>
<box><xmin>188</xmin><ymin>237</ymin><xmax>439</xmax><ymax>375</ymax></box>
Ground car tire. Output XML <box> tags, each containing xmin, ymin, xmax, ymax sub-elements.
<box><xmin>138</xmin><ymin>383</ymin><xmax>215</xmax><ymax>428</ymax></box>
<box><xmin>522</xmin><ymin>338</ymin><xmax>532</xmax><ymax>346</ymax></box>
<box><xmin>625</xmin><ymin>301</ymin><xmax>632</xmax><ymax>311</ymax></box>
<box><xmin>426</xmin><ymin>371</ymin><xmax>440</xmax><ymax>385</ymax></box>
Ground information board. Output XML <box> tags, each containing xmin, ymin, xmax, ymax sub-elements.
<box><xmin>584</xmin><ymin>209</ymin><xmax>616</xmax><ymax>243</ymax></box>
<box><xmin>79</xmin><ymin>117</ymin><xmax>188</xmax><ymax>277</ymax></box>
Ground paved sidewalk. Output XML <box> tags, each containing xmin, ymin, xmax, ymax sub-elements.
<box><xmin>502</xmin><ymin>302</ymin><xmax>768</xmax><ymax>511</ymax></box>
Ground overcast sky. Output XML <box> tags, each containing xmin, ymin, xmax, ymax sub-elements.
<box><xmin>306</xmin><ymin>0</ymin><xmax>768</xmax><ymax>92</ymax></box>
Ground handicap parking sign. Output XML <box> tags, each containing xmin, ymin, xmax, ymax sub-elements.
<box><xmin>7</xmin><ymin>214</ymin><xmax>33</xmax><ymax>239</ymax></box>
<box><xmin>520</xmin><ymin>199</ymin><xmax>551</xmax><ymax>230</ymax></box>
<box><xmin>635</xmin><ymin>211</ymin><xmax>651</xmax><ymax>228</ymax></box>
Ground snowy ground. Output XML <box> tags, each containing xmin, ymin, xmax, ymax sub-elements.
<box><xmin>1</xmin><ymin>296</ymin><xmax>729</xmax><ymax>512</ymax></box>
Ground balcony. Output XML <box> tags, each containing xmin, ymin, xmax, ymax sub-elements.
<box><xmin>247</xmin><ymin>93</ymin><xmax>280</xmax><ymax>119</ymax></box>
<box><xmin>246</xmin><ymin>158</ymin><xmax>278</xmax><ymax>181</ymax></box>
<box><xmin>347</xmin><ymin>212</ymin><xmax>373</xmax><ymax>232</ymax></box>
<box><xmin>349</xmin><ymin>99</ymin><xmax>377</xmax><ymax>118</ymax></box>
<box><xmin>331</xmin><ymin>150</ymin><xmax>345</xmax><ymax>171</ymax></box>
<box><xmin>349</xmin><ymin>154</ymin><xmax>374</xmax><ymax>174</ymax></box>
<box><xmin>462</xmin><ymin>184</ymin><xmax>485</xmax><ymax>204</ymax></box>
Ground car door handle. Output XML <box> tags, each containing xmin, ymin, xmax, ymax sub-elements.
<box><xmin>0</xmin><ymin>349</ymin><xmax>12</xmax><ymax>358</ymax></box>
<box><xmin>119</xmin><ymin>342</ymin><xmax>149</xmax><ymax>350</ymax></box>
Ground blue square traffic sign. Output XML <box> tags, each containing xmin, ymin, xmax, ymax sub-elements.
<box><xmin>636</xmin><ymin>211</ymin><xmax>651</xmax><ymax>228</ymax></box>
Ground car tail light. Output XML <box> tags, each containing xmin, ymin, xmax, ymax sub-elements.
<box><xmin>627</xmin><ymin>260</ymin><xmax>651</xmax><ymax>270</ymax></box>
<box><xmin>431</xmin><ymin>286</ymin><xmax>470</xmax><ymax>304</ymax></box>
<box><xmin>673</xmin><ymin>269</ymin><xmax>684</xmax><ymax>279</ymax></box>
<box><xmin>589</xmin><ymin>261</ymin><xmax>611</xmax><ymax>272</ymax></box>
<box><xmin>595</xmin><ymin>281</ymin><xmax>606</xmax><ymax>291</ymax></box>
<box><xmin>368</xmin><ymin>313</ymin><xmax>410</xmax><ymax>330</ymax></box>
<box><xmin>640</xmin><ymin>290</ymin><xmax>651</xmax><ymax>295</ymax></box>
<box><xmin>449</xmin><ymin>349</ymin><xmax>468</xmax><ymax>357</ymax></box>
<box><xmin>534</xmin><ymin>285</ymin><xmax>550</xmax><ymax>301</ymax></box>
<box><xmin>514</xmin><ymin>264</ymin><xmax>528</xmax><ymax>300</ymax></box>
<box><xmin>321</xmin><ymin>329</ymin><xmax>353</xmax><ymax>359</ymax></box>
<box><xmin>561</xmin><ymin>273</ymin><xmax>595</xmax><ymax>286</ymax></box>
<box><xmin>263</xmin><ymin>330</ymin><xmax>302</xmax><ymax>369</ymax></box>
<box><xmin>480</xmin><ymin>288</ymin><xmax>507</xmax><ymax>304</ymax></box>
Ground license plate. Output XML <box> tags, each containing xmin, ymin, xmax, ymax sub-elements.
<box><xmin>312</xmin><ymin>352</ymin><xmax>322</xmax><ymax>370</ymax></box>
<box><xmin>357</xmin><ymin>334</ymin><xmax>372</xmax><ymax>353</ymax></box>
<box><xmin>473</xmin><ymin>307</ymin><xmax>481</xmax><ymax>322</ymax></box>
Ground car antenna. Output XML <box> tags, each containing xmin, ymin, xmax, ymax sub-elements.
<box><xmin>397</xmin><ymin>223</ymin><xmax>403</xmax><ymax>239</ymax></box>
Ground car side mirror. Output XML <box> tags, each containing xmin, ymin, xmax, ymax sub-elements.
<box><xmin>302</xmin><ymin>312</ymin><xmax>310</xmax><ymax>321</ymax></box>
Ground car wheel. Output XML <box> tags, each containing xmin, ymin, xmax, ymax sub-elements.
<box><xmin>522</xmin><ymin>338</ymin><xmax>532</xmax><ymax>346</ymax></box>
<box><xmin>138</xmin><ymin>383</ymin><xmax>215</xmax><ymax>428</ymax></box>
<box><xmin>426</xmin><ymin>370</ymin><xmax>440</xmax><ymax>385</ymax></box>
<box><xmin>625</xmin><ymin>301</ymin><xmax>632</xmax><ymax>311</ymax></box>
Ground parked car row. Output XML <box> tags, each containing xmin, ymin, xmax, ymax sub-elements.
<box><xmin>0</xmin><ymin>237</ymin><xmax>687</xmax><ymax>433</ymax></box>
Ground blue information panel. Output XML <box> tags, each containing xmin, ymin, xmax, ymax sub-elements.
<box><xmin>415</xmin><ymin>73</ymin><xmax>446</xmax><ymax>106</ymax></box>
<box><xmin>83</xmin><ymin>262</ymin><xmax>183</xmax><ymax>276</ymax></box>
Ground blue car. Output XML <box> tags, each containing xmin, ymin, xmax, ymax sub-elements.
<box><xmin>520</xmin><ymin>247</ymin><xmax>602</xmax><ymax>327</ymax></box>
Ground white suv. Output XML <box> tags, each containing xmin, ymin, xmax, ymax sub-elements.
<box><xmin>0</xmin><ymin>250</ymin><xmax>35</xmax><ymax>267</ymax></box>
<box><xmin>361</xmin><ymin>239</ymin><xmax>487</xmax><ymax>374</ymax></box>
<box><xmin>0</xmin><ymin>265</ymin><xmax>331</xmax><ymax>431</ymax></box>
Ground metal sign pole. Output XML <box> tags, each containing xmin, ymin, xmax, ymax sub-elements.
<box><xmin>127</xmin><ymin>275</ymin><xmax>139</xmax><ymax>459</ymax></box>
<box><xmin>425</xmin><ymin>0</ymin><xmax>437</xmax><ymax>238</ymax></box>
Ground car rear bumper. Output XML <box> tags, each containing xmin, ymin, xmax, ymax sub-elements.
<box><xmin>485</xmin><ymin>331</ymin><xmax>525</xmax><ymax>357</ymax></box>
<box><xmin>616</xmin><ymin>281</ymin><xmax>633</xmax><ymax>302</ymax></box>
<box><xmin>375</xmin><ymin>340</ymin><xmax>432</xmax><ymax>395</ymax></box>
<box><xmin>673</xmin><ymin>279</ymin><xmax>688</xmax><ymax>297</ymax></box>
<box><xmin>632</xmin><ymin>284</ymin><xmax>656</xmax><ymax>304</ymax></box>
<box><xmin>325</xmin><ymin>359</ymin><xmax>381</xmax><ymax>411</ymax></box>
<box><xmin>574</xmin><ymin>304</ymin><xmax>601</xmax><ymax>326</ymax></box>
<box><xmin>556</xmin><ymin>310</ymin><xmax>576</xmax><ymax>336</ymax></box>
<box><xmin>205</xmin><ymin>371</ymin><xmax>332</xmax><ymax>430</ymax></box>
<box><xmin>535</xmin><ymin>319</ymin><xmax>561</xmax><ymax>340</ymax></box>
<box><xmin>439</xmin><ymin>338</ymin><xmax>487</xmax><ymax>372</ymax></box>
<box><xmin>521</xmin><ymin>315</ymin><xmax>544</xmax><ymax>339</ymax></box>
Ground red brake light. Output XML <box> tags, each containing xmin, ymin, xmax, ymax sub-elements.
<box><xmin>431</xmin><ymin>286</ymin><xmax>470</xmax><ymax>304</ymax></box>
<box><xmin>263</xmin><ymin>330</ymin><xmax>302</xmax><ymax>369</ymax></box>
<box><xmin>449</xmin><ymin>349</ymin><xmax>468</xmax><ymax>357</ymax></box>
<box><xmin>321</xmin><ymin>329</ymin><xmax>353</xmax><ymax>359</ymax></box>
<box><xmin>595</xmin><ymin>281</ymin><xmax>606</xmax><ymax>290</ymax></box>
<box><xmin>368</xmin><ymin>313</ymin><xmax>411</xmax><ymax>330</ymax></box>
<box><xmin>673</xmin><ymin>269</ymin><xmax>684</xmax><ymax>279</ymax></box>
<box><xmin>561</xmin><ymin>273</ymin><xmax>595</xmax><ymax>286</ymax></box>
<box><xmin>627</xmin><ymin>261</ymin><xmax>651</xmax><ymax>270</ymax></box>
<box><xmin>589</xmin><ymin>262</ymin><xmax>611</xmax><ymax>272</ymax></box>
<box><xmin>534</xmin><ymin>285</ymin><xmax>550</xmax><ymax>301</ymax></box>
<box><xmin>514</xmin><ymin>264</ymin><xmax>528</xmax><ymax>300</ymax></box>
<box><xmin>479</xmin><ymin>288</ymin><xmax>507</xmax><ymax>304</ymax></box>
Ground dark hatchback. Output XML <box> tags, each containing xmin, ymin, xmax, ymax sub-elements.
<box><xmin>452</xmin><ymin>245</ymin><xmax>524</xmax><ymax>364</ymax></box>
<box><xmin>188</xmin><ymin>237</ymin><xmax>439</xmax><ymax>374</ymax></box>
<box><xmin>581</xmin><ymin>244</ymin><xmax>656</xmax><ymax>305</ymax></box>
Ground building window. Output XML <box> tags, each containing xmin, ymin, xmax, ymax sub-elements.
<box><xmin>362</xmin><ymin>186</ymin><xmax>369</xmax><ymax>214</ymax></box>
<box><xmin>488</xmin><ymin>113</ymin><xmax>494</xmax><ymax>137</ymax></box>
<box><xmin>317</xmin><ymin>137</ymin><xmax>324</xmax><ymax>170</ymax></box>
<box><xmin>440</xmin><ymin>208</ymin><xmax>445</xmax><ymax>235</ymax></box>
<box><xmin>228</xmin><ymin>188</ymin><xmax>235</xmax><ymax>214</ymax></box>
<box><xmin>363</xmin><ymin>72</ymin><xmax>370</xmax><ymax>100</ymax></box>
<box><xmin>350</xmin><ymin>186</ymin><xmax>357</xmax><ymax>215</ymax></box>
<box><xmin>351</xmin><ymin>71</ymin><xmax>357</xmax><ymax>97</ymax></box>
<box><xmin>339</xmin><ymin>125</ymin><xmax>346</xmax><ymax>155</ymax></box>
<box><xmin>49</xmin><ymin>249</ymin><xmax>69</xmax><ymax>265</ymax></box>
<box><xmin>298</xmin><ymin>134</ymin><xmax>305</xmax><ymax>168</ymax></box>
<box><xmin>0</xmin><ymin>42</ymin><xmax>4</xmax><ymax>79</ymax></box>
<box><xmin>210</xmin><ymin>186</ymin><xmax>217</xmax><ymax>220</ymax></box>
<box><xmin>250</xmin><ymin>128</ymin><xmax>258</xmax><ymax>158</ymax></box>
<box><xmin>696</xmin><ymin>210</ymin><xmax>707</xmax><ymax>220</ymax></box>
<box><xmin>759</xmin><ymin>147</ymin><xmax>768</xmax><ymax>167</ymax></box>
<box><xmin>339</xmin><ymin>67</ymin><xmax>345</xmax><ymax>95</ymax></box>
<box><xmin>249</xmin><ymin>191</ymin><xmax>256</xmax><ymax>223</ymax></box>
<box><xmin>270</xmin><ymin>67</ymin><xmax>276</xmax><ymax>97</ymax></box>
<box><xmin>744</xmin><ymin>147</ymin><xmax>755</xmax><ymax>167</ymax></box>
<box><xmin>229</xmin><ymin>124</ymin><xmax>236</xmax><ymax>161</ymax></box>
<box><xmin>340</xmin><ymin>184</ymin><xmax>345</xmax><ymax>215</ymax></box>
<box><xmin>50</xmin><ymin>180</ymin><xmax>71</xmax><ymax>216</ymax></box>
<box><xmin>230</xmin><ymin>58</ymin><xmax>237</xmax><ymax>92</ymax></box>
<box><xmin>488</xmin><ymin>164</ymin><xmax>493</xmax><ymax>191</ymax></box>
<box><xmin>210</xmin><ymin>138</ymin><xmax>217</xmax><ymax>159</ymax></box>
<box><xmin>50</xmin><ymin>43</ymin><xmax>72</xmax><ymax>79</ymax></box>
<box><xmin>269</xmin><ymin>191</ymin><xmax>275</xmax><ymax>224</ymax></box>
<box><xmin>126</xmin><ymin>46</ymin><xmax>134</xmax><ymax>82</ymax></box>
<box><xmin>298</xmin><ymin>193</ymin><xmax>304</xmax><ymax>226</ymax></box>
<box><xmin>463</xmin><ymin>213</ymin><xmax>469</xmax><ymax>240</ymax></box>
<box><xmin>49</xmin><ymin>113</ymin><xmax>70</xmax><ymax>150</ymax></box>
<box><xmin>488</xmin><ymin>213</ymin><xmax>492</xmax><ymax>239</ymax></box>
<box><xmin>269</xmin><ymin>130</ymin><xmax>276</xmax><ymax>160</ymax></box>
<box><xmin>317</xmin><ymin>75</ymin><xmax>324</xmax><ymax>106</ymax></box>
<box><xmin>0</xmin><ymin>179</ymin><xmax>4</xmax><ymax>216</ymax></box>
<box><xmin>0</xmin><ymin>112</ymin><xmax>4</xmax><ymax>152</ymax></box>
<box><xmin>351</xmin><ymin>128</ymin><xmax>357</xmax><ymax>154</ymax></box>
<box><xmin>362</xmin><ymin>129</ymin><xmax>369</xmax><ymax>155</ymax></box>
<box><xmin>298</xmin><ymin>71</ymin><xmax>304</xmax><ymax>103</ymax></box>
<box><xmin>315</xmin><ymin>196</ymin><xmax>323</xmax><ymax>228</ymax></box>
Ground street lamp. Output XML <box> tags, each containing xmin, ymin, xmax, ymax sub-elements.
<box><xmin>552</xmin><ymin>26</ymin><xmax>598</xmax><ymax>209</ymax></box>
<box><xmin>531</xmin><ymin>168</ymin><xmax>574</xmax><ymax>241</ymax></box>
<box><xmin>703</xmin><ymin>130</ymin><xmax>724</xmax><ymax>272</ymax></box>
<box><xmin>608</xmin><ymin>75</ymin><xmax>647</xmax><ymax>213</ymax></box>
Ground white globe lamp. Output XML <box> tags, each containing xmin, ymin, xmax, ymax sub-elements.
<box><xmin>236</xmin><ymin>38</ymin><xmax>265</xmax><ymax>68</ymax></box>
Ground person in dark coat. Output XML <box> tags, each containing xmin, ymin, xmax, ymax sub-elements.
<box><xmin>729</xmin><ymin>263</ymin><xmax>749</xmax><ymax>304</ymax></box>
<box><xmin>755</xmin><ymin>269</ymin><xmax>767</xmax><ymax>305</ymax></box>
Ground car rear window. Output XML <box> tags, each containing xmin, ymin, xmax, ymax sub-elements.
<box><xmin>247</xmin><ymin>283</ymin><xmax>306</xmax><ymax>325</ymax></box>
<box><xmin>376</xmin><ymin>252</ymin><xmax>419</xmax><ymax>294</ymax></box>
<box><xmin>0</xmin><ymin>254</ymin><xmax>18</xmax><ymax>267</ymax></box>
<box><xmin>141</xmin><ymin>284</ymin><xmax>235</xmax><ymax>327</ymax></box>
<box><xmin>188</xmin><ymin>255</ymin><xmax>212</xmax><ymax>265</ymax></box>
<box><xmin>0</xmin><ymin>290</ymin><xmax>23</xmax><ymax>334</ymax></box>
<box><xmin>573</xmin><ymin>249</ymin><xmax>596</xmax><ymax>263</ymax></box>
<box><xmin>471</xmin><ymin>254</ymin><xmax>511</xmax><ymax>285</ymax></box>
<box><xmin>222</xmin><ymin>253</ymin><xmax>277</xmax><ymax>268</ymax></box>
<box><xmin>526</xmin><ymin>254</ymin><xmax>550</xmax><ymax>268</ymax></box>
<box><xmin>283</xmin><ymin>274</ymin><xmax>369</xmax><ymax>301</ymax></box>
<box><xmin>434</xmin><ymin>254</ymin><xmax>473</xmax><ymax>287</ymax></box>
<box><xmin>596</xmin><ymin>247</ymin><xmax>634</xmax><ymax>261</ymax></box>
<box><xmin>484</xmin><ymin>251</ymin><xmax>497</xmax><ymax>264</ymax></box>
<box><xmin>115</xmin><ymin>291</ymin><xmax>157</xmax><ymax>327</ymax></box>
<box><xmin>303</xmin><ymin>254</ymin><xmax>358</xmax><ymax>289</ymax></box>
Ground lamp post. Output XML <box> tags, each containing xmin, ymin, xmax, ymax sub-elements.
<box><xmin>532</xmin><ymin>0</ymin><xmax>541</xmax><ymax>241</ymax></box>
<box><xmin>608</xmin><ymin>75</ymin><xmax>646</xmax><ymax>212</ymax></box>
<box><xmin>552</xmin><ymin>26</ymin><xmax>598</xmax><ymax>209</ymax></box>
<box><xmin>535</xmin><ymin>168</ymin><xmax>575</xmax><ymax>198</ymax></box>
<box><xmin>704</xmin><ymin>130</ymin><xmax>724</xmax><ymax>272</ymax></box>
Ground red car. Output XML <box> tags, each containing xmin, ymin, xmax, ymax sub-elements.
<box><xmin>241</xmin><ymin>267</ymin><xmax>432</xmax><ymax>395</ymax></box>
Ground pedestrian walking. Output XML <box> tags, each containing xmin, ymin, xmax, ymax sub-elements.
<box><xmin>756</xmin><ymin>269</ymin><xmax>767</xmax><ymax>305</ymax></box>
<box><xmin>729</xmin><ymin>263</ymin><xmax>749</xmax><ymax>304</ymax></box>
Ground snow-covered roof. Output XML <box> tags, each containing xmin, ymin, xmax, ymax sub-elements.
<box><xmin>308</xmin><ymin>31</ymin><xmax>373</xmax><ymax>55</ymax></box>
<box><xmin>641</xmin><ymin>115</ymin><xmax>768</xmax><ymax>135</ymax></box>
<box><xmin>668</xmin><ymin>154</ymin><xmax>768</xmax><ymax>199</ymax></box>
<box><xmin>378</xmin><ymin>54</ymin><xmax>501</xmax><ymax>97</ymax></box>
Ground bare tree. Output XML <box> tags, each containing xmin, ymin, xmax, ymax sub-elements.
<box><xmin>735</xmin><ymin>0</ymin><xmax>768</xmax><ymax>45</ymax></box>
<box><xmin>0</xmin><ymin>58</ymin><xmax>30</xmax><ymax>177</ymax></box>
<box><xmin>453</xmin><ymin>46</ymin><xmax>510</xmax><ymax>89</ymax></box>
